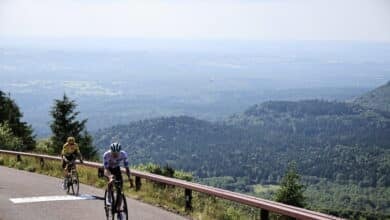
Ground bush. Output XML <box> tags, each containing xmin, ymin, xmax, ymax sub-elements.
<box><xmin>15</xmin><ymin>161</ymin><xmax>24</xmax><ymax>170</ymax></box>
<box><xmin>26</xmin><ymin>165</ymin><xmax>36</xmax><ymax>172</ymax></box>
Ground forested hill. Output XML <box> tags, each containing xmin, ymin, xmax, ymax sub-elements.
<box><xmin>94</xmin><ymin>99</ymin><xmax>390</xmax><ymax>188</ymax></box>
<box><xmin>226</xmin><ymin>100</ymin><xmax>390</xmax><ymax>148</ymax></box>
<box><xmin>353</xmin><ymin>81</ymin><xmax>390</xmax><ymax>112</ymax></box>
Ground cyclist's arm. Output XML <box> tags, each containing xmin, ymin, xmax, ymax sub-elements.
<box><xmin>125</xmin><ymin>167</ymin><xmax>131</xmax><ymax>180</ymax></box>
<box><xmin>61</xmin><ymin>144</ymin><xmax>68</xmax><ymax>162</ymax></box>
<box><xmin>122</xmin><ymin>152</ymin><xmax>131</xmax><ymax>179</ymax></box>
<box><xmin>122</xmin><ymin>152</ymin><xmax>133</xmax><ymax>187</ymax></box>
<box><xmin>61</xmin><ymin>144</ymin><xmax>66</xmax><ymax>157</ymax></box>
<box><xmin>103</xmin><ymin>153</ymin><xmax>114</xmax><ymax>180</ymax></box>
<box><xmin>125</xmin><ymin>166</ymin><xmax>134</xmax><ymax>187</ymax></box>
<box><xmin>75</xmin><ymin>144</ymin><xmax>83</xmax><ymax>162</ymax></box>
<box><xmin>104</xmin><ymin>168</ymin><xmax>113</xmax><ymax>178</ymax></box>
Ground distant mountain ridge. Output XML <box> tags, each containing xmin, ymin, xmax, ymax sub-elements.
<box><xmin>354</xmin><ymin>81</ymin><xmax>390</xmax><ymax>112</ymax></box>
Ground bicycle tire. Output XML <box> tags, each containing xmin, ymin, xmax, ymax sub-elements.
<box><xmin>73</xmin><ymin>172</ymin><xmax>79</xmax><ymax>196</ymax></box>
<box><xmin>66</xmin><ymin>177</ymin><xmax>73</xmax><ymax>195</ymax></box>
<box><xmin>113</xmin><ymin>193</ymin><xmax>128</xmax><ymax>220</ymax></box>
<box><xmin>104</xmin><ymin>189</ymin><xmax>114</xmax><ymax>220</ymax></box>
<box><xmin>120</xmin><ymin>193</ymin><xmax>128</xmax><ymax>220</ymax></box>
<box><xmin>111</xmin><ymin>190</ymin><xmax>117</xmax><ymax>220</ymax></box>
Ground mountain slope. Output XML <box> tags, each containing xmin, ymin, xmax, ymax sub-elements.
<box><xmin>94</xmin><ymin>100</ymin><xmax>390</xmax><ymax>189</ymax></box>
<box><xmin>354</xmin><ymin>81</ymin><xmax>390</xmax><ymax>112</ymax></box>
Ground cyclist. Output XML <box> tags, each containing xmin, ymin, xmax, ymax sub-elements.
<box><xmin>103</xmin><ymin>142</ymin><xmax>133</xmax><ymax>207</ymax></box>
<box><xmin>61</xmin><ymin>136</ymin><xmax>83</xmax><ymax>189</ymax></box>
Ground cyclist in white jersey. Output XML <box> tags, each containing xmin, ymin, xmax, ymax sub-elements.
<box><xmin>103</xmin><ymin>142</ymin><xmax>133</xmax><ymax>188</ymax></box>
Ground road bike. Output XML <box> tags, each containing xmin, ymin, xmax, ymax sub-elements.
<box><xmin>64</xmin><ymin>160</ymin><xmax>80</xmax><ymax>196</ymax></box>
<box><xmin>104</xmin><ymin>178</ymin><xmax>128</xmax><ymax>220</ymax></box>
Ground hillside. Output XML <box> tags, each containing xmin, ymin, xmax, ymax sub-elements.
<box><xmin>94</xmin><ymin>100</ymin><xmax>390</xmax><ymax>188</ymax></box>
<box><xmin>354</xmin><ymin>81</ymin><xmax>390</xmax><ymax>112</ymax></box>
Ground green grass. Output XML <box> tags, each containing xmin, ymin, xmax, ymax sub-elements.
<box><xmin>253</xmin><ymin>184</ymin><xmax>279</xmax><ymax>196</ymax></box>
<box><xmin>0</xmin><ymin>153</ymin><xmax>264</xmax><ymax>220</ymax></box>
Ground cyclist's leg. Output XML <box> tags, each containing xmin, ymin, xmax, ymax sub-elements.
<box><xmin>64</xmin><ymin>155</ymin><xmax>74</xmax><ymax>176</ymax></box>
<box><xmin>62</xmin><ymin>159</ymin><xmax>67</xmax><ymax>177</ymax></box>
<box><xmin>62</xmin><ymin>160</ymin><xmax>68</xmax><ymax>189</ymax></box>
<box><xmin>111</xmin><ymin>167</ymin><xmax>123</xmax><ymax>211</ymax></box>
<box><xmin>106</xmin><ymin>167</ymin><xmax>117</xmax><ymax>205</ymax></box>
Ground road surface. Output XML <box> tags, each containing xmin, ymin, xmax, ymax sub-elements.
<box><xmin>0</xmin><ymin>166</ymin><xmax>188</xmax><ymax>220</ymax></box>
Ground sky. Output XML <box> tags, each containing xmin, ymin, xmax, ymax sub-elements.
<box><xmin>0</xmin><ymin>0</ymin><xmax>390</xmax><ymax>42</ymax></box>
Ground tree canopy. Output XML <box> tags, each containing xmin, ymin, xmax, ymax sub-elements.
<box><xmin>49</xmin><ymin>94</ymin><xmax>97</xmax><ymax>159</ymax></box>
<box><xmin>0</xmin><ymin>90</ymin><xmax>35</xmax><ymax>150</ymax></box>
<box><xmin>275</xmin><ymin>162</ymin><xmax>306</xmax><ymax>208</ymax></box>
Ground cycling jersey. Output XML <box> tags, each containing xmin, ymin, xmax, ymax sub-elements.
<box><xmin>103</xmin><ymin>150</ymin><xmax>129</xmax><ymax>169</ymax></box>
<box><xmin>61</xmin><ymin>143</ymin><xmax>81</xmax><ymax>157</ymax></box>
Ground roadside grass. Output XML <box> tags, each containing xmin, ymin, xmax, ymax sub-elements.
<box><xmin>0</xmin><ymin>154</ymin><xmax>263</xmax><ymax>220</ymax></box>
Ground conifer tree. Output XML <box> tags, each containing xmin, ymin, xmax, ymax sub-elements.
<box><xmin>0</xmin><ymin>90</ymin><xmax>35</xmax><ymax>151</ymax></box>
<box><xmin>275</xmin><ymin>162</ymin><xmax>306</xmax><ymax>208</ymax></box>
<box><xmin>0</xmin><ymin>122</ymin><xmax>23</xmax><ymax>150</ymax></box>
<box><xmin>49</xmin><ymin>94</ymin><xmax>97</xmax><ymax>159</ymax></box>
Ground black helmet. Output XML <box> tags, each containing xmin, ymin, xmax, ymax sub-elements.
<box><xmin>110</xmin><ymin>142</ymin><xmax>121</xmax><ymax>152</ymax></box>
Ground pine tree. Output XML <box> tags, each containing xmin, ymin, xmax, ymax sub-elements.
<box><xmin>275</xmin><ymin>162</ymin><xmax>306</xmax><ymax>208</ymax></box>
<box><xmin>49</xmin><ymin>94</ymin><xmax>97</xmax><ymax>159</ymax></box>
<box><xmin>0</xmin><ymin>90</ymin><xmax>35</xmax><ymax>151</ymax></box>
<box><xmin>0</xmin><ymin>122</ymin><xmax>23</xmax><ymax>150</ymax></box>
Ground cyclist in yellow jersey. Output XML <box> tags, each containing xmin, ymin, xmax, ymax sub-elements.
<box><xmin>61</xmin><ymin>137</ymin><xmax>83</xmax><ymax>189</ymax></box>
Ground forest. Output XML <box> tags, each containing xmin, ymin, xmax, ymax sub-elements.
<box><xmin>94</xmin><ymin>100</ymin><xmax>390</xmax><ymax>188</ymax></box>
<box><xmin>93</xmin><ymin>84</ymin><xmax>390</xmax><ymax>217</ymax></box>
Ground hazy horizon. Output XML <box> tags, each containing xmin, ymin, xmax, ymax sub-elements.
<box><xmin>1</xmin><ymin>0</ymin><xmax>390</xmax><ymax>137</ymax></box>
<box><xmin>1</xmin><ymin>0</ymin><xmax>390</xmax><ymax>42</ymax></box>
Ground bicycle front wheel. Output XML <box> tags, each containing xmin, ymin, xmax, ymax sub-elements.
<box><xmin>115</xmin><ymin>193</ymin><xmax>128</xmax><ymax>220</ymax></box>
<box><xmin>72</xmin><ymin>172</ymin><xmax>79</xmax><ymax>196</ymax></box>
<box><xmin>104</xmin><ymin>189</ymin><xmax>115</xmax><ymax>220</ymax></box>
<box><xmin>66</xmin><ymin>177</ymin><xmax>73</xmax><ymax>195</ymax></box>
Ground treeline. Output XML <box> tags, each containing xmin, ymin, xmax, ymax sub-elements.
<box><xmin>303</xmin><ymin>179</ymin><xmax>390</xmax><ymax>219</ymax></box>
<box><xmin>353</xmin><ymin>80</ymin><xmax>390</xmax><ymax>112</ymax></box>
<box><xmin>94</xmin><ymin>100</ymin><xmax>390</xmax><ymax>188</ymax></box>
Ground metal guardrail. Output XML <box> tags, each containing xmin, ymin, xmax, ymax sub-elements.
<box><xmin>0</xmin><ymin>149</ymin><xmax>342</xmax><ymax>220</ymax></box>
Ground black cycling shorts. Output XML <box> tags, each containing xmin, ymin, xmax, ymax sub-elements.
<box><xmin>62</xmin><ymin>154</ymin><xmax>77</xmax><ymax>169</ymax></box>
<box><xmin>107</xmin><ymin>166</ymin><xmax>123</xmax><ymax>186</ymax></box>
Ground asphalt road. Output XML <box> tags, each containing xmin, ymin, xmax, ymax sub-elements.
<box><xmin>0</xmin><ymin>166</ymin><xmax>188</xmax><ymax>220</ymax></box>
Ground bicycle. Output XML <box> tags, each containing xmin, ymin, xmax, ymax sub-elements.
<box><xmin>64</xmin><ymin>160</ymin><xmax>80</xmax><ymax>196</ymax></box>
<box><xmin>104</xmin><ymin>178</ymin><xmax>128</xmax><ymax>220</ymax></box>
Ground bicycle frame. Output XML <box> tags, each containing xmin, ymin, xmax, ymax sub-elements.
<box><xmin>104</xmin><ymin>179</ymin><xmax>128</xmax><ymax>220</ymax></box>
<box><xmin>64</xmin><ymin>160</ymin><xmax>79</xmax><ymax>195</ymax></box>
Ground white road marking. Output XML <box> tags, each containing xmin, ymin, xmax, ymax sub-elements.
<box><xmin>10</xmin><ymin>194</ymin><xmax>97</xmax><ymax>204</ymax></box>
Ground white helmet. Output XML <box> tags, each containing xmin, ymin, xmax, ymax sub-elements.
<box><xmin>110</xmin><ymin>142</ymin><xmax>121</xmax><ymax>152</ymax></box>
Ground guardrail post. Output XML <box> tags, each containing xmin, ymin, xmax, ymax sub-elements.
<box><xmin>16</xmin><ymin>154</ymin><xmax>22</xmax><ymax>162</ymax></box>
<box><xmin>135</xmin><ymin>176</ymin><xmax>141</xmax><ymax>191</ymax></box>
<box><xmin>185</xmin><ymin>188</ymin><xmax>192</xmax><ymax>211</ymax></box>
<box><xmin>39</xmin><ymin>158</ymin><xmax>45</xmax><ymax>168</ymax></box>
<box><xmin>260</xmin><ymin>209</ymin><xmax>269</xmax><ymax>220</ymax></box>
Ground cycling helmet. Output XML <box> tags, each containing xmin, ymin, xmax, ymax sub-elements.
<box><xmin>110</xmin><ymin>142</ymin><xmax>121</xmax><ymax>152</ymax></box>
<box><xmin>67</xmin><ymin>137</ymin><xmax>75</xmax><ymax>143</ymax></box>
